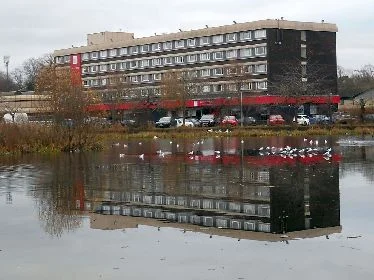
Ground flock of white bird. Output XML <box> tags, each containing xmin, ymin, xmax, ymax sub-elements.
<box><xmin>113</xmin><ymin>133</ymin><xmax>333</xmax><ymax>161</ymax></box>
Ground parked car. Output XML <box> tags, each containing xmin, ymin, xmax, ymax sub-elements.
<box><xmin>186</xmin><ymin>117</ymin><xmax>201</xmax><ymax>126</ymax></box>
<box><xmin>309</xmin><ymin>114</ymin><xmax>331</xmax><ymax>125</ymax></box>
<box><xmin>294</xmin><ymin>114</ymin><xmax>310</xmax><ymax>125</ymax></box>
<box><xmin>241</xmin><ymin>116</ymin><xmax>257</xmax><ymax>125</ymax></box>
<box><xmin>332</xmin><ymin>112</ymin><xmax>357</xmax><ymax>124</ymax></box>
<box><xmin>221</xmin><ymin>116</ymin><xmax>239</xmax><ymax>126</ymax></box>
<box><xmin>199</xmin><ymin>114</ymin><xmax>218</xmax><ymax>127</ymax></box>
<box><xmin>176</xmin><ymin>118</ymin><xmax>194</xmax><ymax>127</ymax></box>
<box><xmin>155</xmin><ymin>116</ymin><xmax>177</xmax><ymax>128</ymax></box>
<box><xmin>267</xmin><ymin>115</ymin><xmax>285</xmax><ymax>125</ymax></box>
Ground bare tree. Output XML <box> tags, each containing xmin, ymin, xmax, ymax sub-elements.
<box><xmin>160</xmin><ymin>70</ymin><xmax>197</xmax><ymax>124</ymax></box>
<box><xmin>269</xmin><ymin>59</ymin><xmax>333</xmax><ymax>120</ymax></box>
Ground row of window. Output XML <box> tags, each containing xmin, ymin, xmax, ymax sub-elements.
<box><xmin>82</xmin><ymin>46</ymin><xmax>267</xmax><ymax>74</ymax></box>
<box><xmin>55</xmin><ymin>29</ymin><xmax>267</xmax><ymax>64</ymax></box>
<box><xmin>84</xmin><ymin>80</ymin><xmax>268</xmax><ymax>93</ymax></box>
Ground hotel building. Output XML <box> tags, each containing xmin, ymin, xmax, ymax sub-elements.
<box><xmin>53</xmin><ymin>19</ymin><xmax>339</xmax><ymax>119</ymax></box>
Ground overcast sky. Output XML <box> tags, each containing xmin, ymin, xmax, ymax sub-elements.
<box><xmin>0</xmin><ymin>0</ymin><xmax>373</xmax><ymax>72</ymax></box>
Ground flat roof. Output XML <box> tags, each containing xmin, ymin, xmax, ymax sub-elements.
<box><xmin>54</xmin><ymin>19</ymin><xmax>338</xmax><ymax>56</ymax></box>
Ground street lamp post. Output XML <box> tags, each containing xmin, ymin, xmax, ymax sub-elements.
<box><xmin>240</xmin><ymin>90</ymin><xmax>243</xmax><ymax>127</ymax></box>
<box><xmin>3</xmin><ymin>56</ymin><xmax>10</xmax><ymax>91</ymax></box>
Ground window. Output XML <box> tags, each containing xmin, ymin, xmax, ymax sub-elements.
<box><xmin>164</xmin><ymin>57</ymin><xmax>172</xmax><ymax>64</ymax></box>
<box><xmin>301</xmin><ymin>45</ymin><xmax>307</xmax><ymax>58</ymax></box>
<box><xmin>213</xmin><ymin>51</ymin><xmax>224</xmax><ymax>60</ymax></box>
<box><xmin>256</xmin><ymin>64</ymin><xmax>267</xmax><ymax>73</ymax></box>
<box><xmin>200</xmin><ymin>36</ymin><xmax>210</xmax><ymax>45</ymax></box>
<box><xmin>91</xmin><ymin>65</ymin><xmax>98</xmax><ymax>73</ymax></box>
<box><xmin>152</xmin><ymin>43</ymin><xmax>161</xmax><ymax>51</ymax></box>
<box><xmin>227</xmin><ymin>67</ymin><xmax>237</xmax><ymax>75</ymax></box>
<box><xmin>226</xmin><ymin>33</ymin><xmax>236</xmax><ymax>42</ymax></box>
<box><xmin>141</xmin><ymin>45</ymin><xmax>150</xmax><ymax>53</ymax></box>
<box><xmin>301</xmin><ymin>63</ymin><xmax>307</xmax><ymax>76</ymax></box>
<box><xmin>141</xmin><ymin>74</ymin><xmax>150</xmax><ymax>82</ymax></box>
<box><xmin>228</xmin><ymin>84</ymin><xmax>237</xmax><ymax>91</ymax></box>
<box><xmin>202</xmin><ymin>85</ymin><xmax>210</xmax><ymax>92</ymax></box>
<box><xmin>240</xmin><ymin>31</ymin><xmax>251</xmax><ymax>40</ymax></box>
<box><xmin>82</xmin><ymin>66</ymin><xmax>88</xmax><ymax>74</ymax></box>
<box><xmin>187</xmin><ymin>38</ymin><xmax>196</xmax><ymax>46</ymax></box>
<box><xmin>187</xmin><ymin>54</ymin><xmax>197</xmax><ymax>63</ymax></box>
<box><xmin>152</xmin><ymin>58</ymin><xmax>162</xmax><ymax>66</ymax></box>
<box><xmin>213</xmin><ymin>68</ymin><xmax>223</xmax><ymax>76</ymax></box>
<box><xmin>240</xmin><ymin>48</ymin><xmax>252</xmax><ymax>57</ymax></box>
<box><xmin>130</xmin><ymin>60</ymin><xmax>138</xmax><ymax>68</ymax></box>
<box><xmin>175</xmin><ymin>40</ymin><xmax>185</xmax><ymax>48</ymax></box>
<box><xmin>226</xmin><ymin>49</ymin><xmax>237</xmax><ymax>59</ymax></box>
<box><xmin>255</xmin><ymin>46</ymin><xmax>266</xmax><ymax>56</ymax></box>
<box><xmin>189</xmin><ymin>70</ymin><xmax>198</xmax><ymax>78</ymax></box>
<box><xmin>82</xmin><ymin>53</ymin><xmax>89</xmax><ymax>60</ymax></box>
<box><xmin>163</xmin><ymin>41</ymin><xmax>172</xmax><ymax>50</ymax></box>
<box><xmin>110</xmin><ymin>63</ymin><xmax>117</xmax><ymax>71</ymax></box>
<box><xmin>175</xmin><ymin>56</ymin><xmax>185</xmax><ymax>64</ymax></box>
<box><xmin>83</xmin><ymin>80</ymin><xmax>89</xmax><ymax>87</ymax></box>
<box><xmin>254</xmin><ymin>29</ymin><xmax>266</xmax><ymax>39</ymax></box>
<box><xmin>130</xmin><ymin>76</ymin><xmax>139</xmax><ymax>82</ymax></box>
<box><xmin>201</xmin><ymin>69</ymin><xmax>210</xmax><ymax>77</ymax></box>
<box><xmin>241</xmin><ymin>83</ymin><xmax>251</xmax><ymax>90</ymax></box>
<box><xmin>101</xmin><ymin>79</ymin><xmax>107</xmax><ymax>86</ymax></box>
<box><xmin>99</xmin><ymin>64</ymin><xmax>107</xmax><ymax>72</ymax></box>
<box><xmin>200</xmin><ymin>53</ymin><xmax>210</xmax><ymax>61</ymax></box>
<box><xmin>91</xmin><ymin>79</ymin><xmax>99</xmax><ymax>86</ymax></box>
<box><xmin>246</xmin><ymin>65</ymin><xmax>254</xmax><ymax>73</ymax></box>
<box><xmin>301</xmin><ymin>31</ymin><xmax>306</xmax><ymax>41</ymax></box>
<box><xmin>154</xmin><ymin>73</ymin><xmax>162</xmax><ymax>80</ymax></box>
<box><xmin>130</xmin><ymin>46</ymin><xmax>138</xmax><ymax>54</ymax></box>
<box><xmin>257</xmin><ymin>81</ymin><xmax>267</xmax><ymax>89</ymax></box>
<box><xmin>212</xmin><ymin>35</ymin><xmax>223</xmax><ymax>44</ymax></box>
<box><xmin>109</xmin><ymin>49</ymin><xmax>117</xmax><ymax>57</ymax></box>
<box><xmin>91</xmin><ymin>52</ymin><xmax>98</xmax><ymax>59</ymax></box>
<box><xmin>119</xmin><ymin>48</ymin><xmax>128</xmax><ymax>55</ymax></box>
<box><xmin>100</xmin><ymin>50</ymin><xmax>107</xmax><ymax>58</ymax></box>
<box><xmin>213</xmin><ymin>84</ymin><xmax>223</xmax><ymax>92</ymax></box>
<box><xmin>140</xmin><ymin>59</ymin><xmax>149</xmax><ymax>67</ymax></box>
<box><xmin>120</xmin><ymin>62</ymin><xmax>126</xmax><ymax>70</ymax></box>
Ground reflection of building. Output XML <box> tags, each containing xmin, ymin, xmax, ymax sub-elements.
<box><xmin>85</xmin><ymin>157</ymin><xmax>340</xmax><ymax>237</ymax></box>
<box><xmin>53</xmin><ymin>19</ymin><xmax>339</xmax><ymax>117</ymax></box>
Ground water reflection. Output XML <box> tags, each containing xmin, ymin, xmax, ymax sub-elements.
<box><xmin>14</xmin><ymin>136</ymin><xmax>343</xmax><ymax>240</ymax></box>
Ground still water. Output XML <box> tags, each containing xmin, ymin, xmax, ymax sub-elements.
<box><xmin>0</xmin><ymin>135</ymin><xmax>373</xmax><ymax>280</ymax></box>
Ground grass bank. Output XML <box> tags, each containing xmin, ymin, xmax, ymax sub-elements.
<box><xmin>101</xmin><ymin>123</ymin><xmax>374</xmax><ymax>141</ymax></box>
<box><xmin>0</xmin><ymin>123</ymin><xmax>103</xmax><ymax>155</ymax></box>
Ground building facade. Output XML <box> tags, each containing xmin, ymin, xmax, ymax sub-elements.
<box><xmin>53</xmin><ymin>19</ymin><xmax>339</xmax><ymax>119</ymax></box>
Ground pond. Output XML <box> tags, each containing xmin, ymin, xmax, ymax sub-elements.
<box><xmin>1</xmin><ymin>135</ymin><xmax>374</xmax><ymax>279</ymax></box>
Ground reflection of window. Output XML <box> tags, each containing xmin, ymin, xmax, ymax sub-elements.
<box><xmin>152</xmin><ymin>43</ymin><xmax>161</xmax><ymax>51</ymax></box>
<box><xmin>110</xmin><ymin>63</ymin><xmax>117</xmax><ymax>71</ymax></box>
<box><xmin>120</xmin><ymin>62</ymin><xmax>126</xmax><ymax>70</ymax></box>
<box><xmin>140</xmin><ymin>59</ymin><xmax>149</xmax><ymax>67</ymax></box>
<box><xmin>100</xmin><ymin>50</ymin><xmax>107</xmax><ymax>58</ymax></box>
<box><xmin>141</xmin><ymin>45</ymin><xmax>150</xmax><ymax>52</ymax></box>
<box><xmin>119</xmin><ymin>48</ymin><xmax>128</xmax><ymax>55</ymax></box>
<box><xmin>187</xmin><ymin>55</ymin><xmax>197</xmax><ymax>62</ymax></box>
<box><xmin>175</xmin><ymin>56</ymin><xmax>185</xmax><ymax>64</ymax></box>
<box><xmin>152</xmin><ymin>58</ymin><xmax>162</xmax><ymax>66</ymax></box>
<box><xmin>99</xmin><ymin>65</ymin><xmax>107</xmax><ymax>72</ymax></box>
<box><xmin>91</xmin><ymin>52</ymin><xmax>98</xmax><ymax>59</ymax></box>
<box><xmin>109</xmin><ymin>49</ymin><xmax>117</xmax><ymax>57</ymax></box>
<box><xmin>130</xmin><ymin>46</ymin><xmax>138</xmax><ymax>54</ymax></box>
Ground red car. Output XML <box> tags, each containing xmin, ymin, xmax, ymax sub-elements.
<box><xmin>267</xmin><ymin>115</ymin><xmax>285</xmax><ymax>125</ymax></box>
<box><xmin>221</xmin><ymin>116</ymin><xmax>239</xmax><ymax>126</ymax></box>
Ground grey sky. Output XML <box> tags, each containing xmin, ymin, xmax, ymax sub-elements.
<box><xmin>0</xmin><ymin>0</ymin><xmax>373</xmax><ymax>72</ymax></box>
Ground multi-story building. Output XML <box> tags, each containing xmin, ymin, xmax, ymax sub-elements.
<box><xmin>53</xmin><ymin>19</ymin><xmax>339</xmax><ymax>119</ymax></box>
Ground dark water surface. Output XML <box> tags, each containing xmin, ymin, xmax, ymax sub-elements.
<box><xmin>1</xmin><ymin>135</ymin><xmax>373</xmax><ymax>280</ymax></box>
